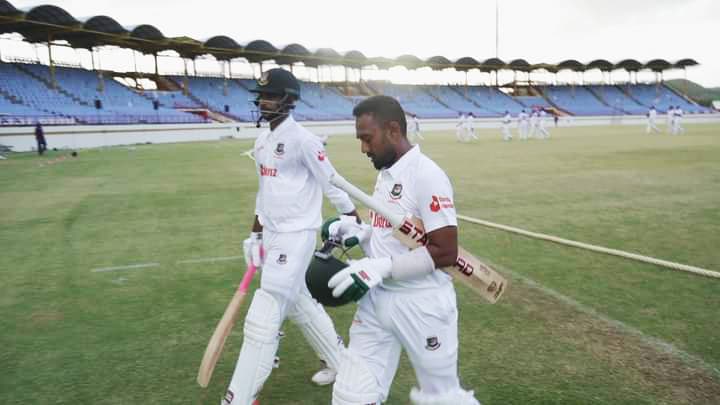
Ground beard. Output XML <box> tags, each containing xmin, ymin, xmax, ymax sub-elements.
<box><xmin>368</xmin><ymin>148</ymin><xmax>396</xmax><ymax>170</ymax></box>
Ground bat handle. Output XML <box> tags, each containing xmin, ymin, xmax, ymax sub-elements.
<box><xmin>238</xmin><ymin>263</ymin><xmax>257</xmax><ymax>293</ymax></box>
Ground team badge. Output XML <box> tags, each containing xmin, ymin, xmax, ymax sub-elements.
<box><xmin>277</xmin><ymin>254</ymin><xmax>287</xmax><ymax>265</ymax></box>
<box><xmin>258</xmin><ymin>71</ymin><xmax>270</xmax><ymax>86</ymax></box>
<box><xmin>274</xmin><ymin>142</ymin><xmax>285</xmax><ymax>156</ymax></box>
<box><xmin>390</xmin><ymin>183</ymin><xmax>403</xmax><ymax>199</ymax></box>
<box><xmin>425</xmin><ymin>336</ymin><xmax>441</xmax><ymax>351</ymax></box>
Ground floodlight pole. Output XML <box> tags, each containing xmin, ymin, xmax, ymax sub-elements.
<box><xmin>495</xmin><ymin>0</ymin><xmax>499</xmax><ymax>58</ymax></box>
<box><xmin>47</xmin><ymin>33</ymin><xmax>56</xmax><ymax>89</ymax></box>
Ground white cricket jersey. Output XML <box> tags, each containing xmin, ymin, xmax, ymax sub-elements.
<box><xmin>649</xmin><ymin>109</ymin><xmax>657</xmax><ymax>120</ymax></box>
<box><xmin>502</xmin><ymin>114</ymin><xmax>511</xmax><ymax>125</ymax></box>
<box><xmin>518</xmin><ymin>112</ymin><xmax>529</xmax><ymax>124</ymax></box>
<box><xmin>366</xmin><ymin>145</ymin><xmax>456</xmax><ymax>290</ymax></box>
<box><xmin>253</xmin><ymin>115</ymin><xmax>355</xmax><ymax>233</ymax></box>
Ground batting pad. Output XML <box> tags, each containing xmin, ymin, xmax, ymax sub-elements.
<box><xmin>225</xmin><ymin>289</ymin><xmax>282</xmax><ymax>405</ymax></box>
<box><xmin>287</xmin><ymin>291</ymin><xmax>344</xmax><ymax>370</ymax></box>
<box><xmin>332</xmin><ymin>351</ymin><xmax>382</xmax><ymax>405</ymax></box>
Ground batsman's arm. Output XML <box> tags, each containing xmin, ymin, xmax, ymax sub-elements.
<box><xmin>196</xmin><ymin>262</ymin><xmax>257</xmax><ymax>387</ymax></box>
<box><xmin>329</xmin><ymin>174</ymin><xmax>506</xmax><ymax>303</ymax></box>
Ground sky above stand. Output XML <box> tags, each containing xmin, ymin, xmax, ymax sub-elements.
<box><xmin>3</xmin><ymin>0</ymin><xmax>718</xmax><ymax>87</ymax></box>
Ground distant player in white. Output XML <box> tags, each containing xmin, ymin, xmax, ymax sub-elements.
<box><xmin>518</xmin><ymin>109</ymin><xmax>529</xmax><ymax>140</ymax></box>
<box><xmin>328</xmin><ymin>95</ymin><xmax>480</xmax><ymax>405</ymax></box>
<box><xmin>672</xmin><ymin>106</ymin><xmax>685</xmax><ymax>135</ymax></box>
<box><xmin>646</xmin><ymin>106</ymin><xmax>660</xmax><ymax>134</ymax></box>
<box><xmin>501</xmin><ymin>110</ymin><xmax>512</xmax><ymax>141</ymax></box>
<box><xmin>666</xmin><ymin>105</ymin><xmax>675</xmax><ymax>133</ymax></box>
<box><xmin>407</xmin><ymin>113</ymin><xmax>424</xmax><ymax>142</ymax></box>
<box><xmin>529</xmin><ymin>109</ymin><xmax>539</xmax><ymax>139</ymax></box>
<box><xmin>456</xmin><ymin>112</ymin><xmax>468</xmax><ymax>142</ymax></box>
<box><xmin>467</xmin><ymin>112</ymin><xmax>478</xmax><ymax>140</ymax></box>
<box><xmin>537</xmin><ymin>109</ymin><xmax>550</xmax><ymax>139</ymax></box>
<box><xmin>223</xmin><ymin>69</ymin><xmax>359</xmax><ymax>405</ymax></box>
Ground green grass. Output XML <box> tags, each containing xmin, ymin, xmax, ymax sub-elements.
<box><xmin>1</xmin><ymin>123</ymin><xmax>719</xmax><ymax>404</ymax></box>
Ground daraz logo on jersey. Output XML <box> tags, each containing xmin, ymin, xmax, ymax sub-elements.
<box><xmin>430</xmin><ymin>195</ymin><xmax>453</xmax><ymax>212</ymax></box>
<box><xmin>260</xmin><ymin>164</ymin><xmax>277</xmax><ymax>177</ymax></box>
<box><xmin>369</xmin><ymin>210</ymin><xmax>392</xmax><ymax>228</ymax></box>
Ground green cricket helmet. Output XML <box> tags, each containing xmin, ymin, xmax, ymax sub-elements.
<box><xmin>305</xmin><ymin>239</ymin><xmax>353</xmax><ymax>307</ymax></box>
<box><xmin>250</xmin><ymin>68</ymin><xmax>301</xmax><ymax>100</ymax></box>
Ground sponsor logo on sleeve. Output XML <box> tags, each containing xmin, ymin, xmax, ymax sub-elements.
<box><xmin>317</xmin><ymin>150</ymin><xmax>326</xmax><ymax>161</ymax></box>
<box><xmin>429</xmin><ymin>195</ymin><xmax>454</xmax><ymax>212</ymax></box>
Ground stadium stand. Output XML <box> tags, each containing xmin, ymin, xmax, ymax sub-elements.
<box><xmin>622</xmin><ymin>83</ymin><xmax>710</xmax><ymax>113</ymax></box>
<box><xmin>585</xmin><ymin>85</ymin><xmax>647</xmax><ymax>115</ymax></box>
<box><xmin>366</xmin><ymin>81</ymin><xmax>456</xmax><ymax>118</ymax></box>
<box><xmin>464</xmin><ymin>86</ymin><xmax>527</xmax><ymax>115</ymax></box>
<box><xmin>172</xmin><ymin>76</ymin><xmax>254</xmax><ymax>122</ymax></box>
<box><xmin>1</xmin><ymin>62</ymin><xmax>713</xmax><ymax>126</ymax></box>
<box><xmin>538</xmin><ymin>85</ymin><xmax>620</xmax><ymax>116</ymax></box>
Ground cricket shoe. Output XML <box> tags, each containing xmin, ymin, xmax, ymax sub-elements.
<box><xmin>310</xmin><ymin>361</ymin><xmax>337</xmax><ymax>386</ymax></box>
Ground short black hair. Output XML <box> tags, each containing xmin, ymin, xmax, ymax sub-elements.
<box><xmin>352</xmin><ymin>95</ymin><xmax>407</xmax><ymax>135</ymax></box>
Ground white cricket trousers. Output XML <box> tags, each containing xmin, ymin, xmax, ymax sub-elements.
<box><xmin>347</xmin><ymin>282</ymin><xmax>461</xmax><ymax>401</ymax></box>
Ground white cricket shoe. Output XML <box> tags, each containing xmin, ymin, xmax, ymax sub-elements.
<box><xmin>311</xmin><ymin>363</ymin><xmax>337</xmax><ymax>386</ymax></box>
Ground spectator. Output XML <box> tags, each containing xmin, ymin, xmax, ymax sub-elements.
<box><xmin>34</xmin><ymin>122</ymin><xmax>47</xmax><ymax>155</ymax></box>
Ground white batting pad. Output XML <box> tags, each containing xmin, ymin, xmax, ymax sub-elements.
<box><xmin>287</xmin><ymin>291</ymin><xmax>344</xmax><ymax>370</ymax></box>
<box><xmin>332</xmin><ymin>351</ymin><xmax>382</xmax><ymax>405</ymax></box>
<box><xmin>224</xmin><ymin>289</ymin><xmax>282</xmax><ymax>405</ymax></box>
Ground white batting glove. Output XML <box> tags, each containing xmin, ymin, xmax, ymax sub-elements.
<box><xmin>327</xmin><ymin>257</ymin><xmax>392</xmax><ymax>302</ymax></box>
<box><xmin>326</xmin><ymin>215</ymin><xmax>371</xmax><ymax>249</ymax></box>
<box><xmin>242</xmin><ymin>232</ymin><xmax>263</xmax><ymax>267</ymax></box>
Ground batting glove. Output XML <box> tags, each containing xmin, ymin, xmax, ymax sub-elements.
<box><xmin>242</xmin><ymin>232</ymin><xmax>264</xmax><ymax>267</ymax></box>
<box><xmin>322</xmin><ymin>215</ymin><xmax>371</xmax><ymax>249</ymax></box>
<box><xmin>327</xmin><ymin>257</ymin><xmax>392</xmax><ymax>302</ymax></box>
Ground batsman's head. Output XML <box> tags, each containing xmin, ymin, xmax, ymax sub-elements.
<box><xmin>352</xmin><ymin>95</ymin><xmax>409</xmax><ymax>170</ymax></box>
<box><xmin>251</xmin><ymin>68</ymin><xmax>301</xmax><ymax>124</ymax></box>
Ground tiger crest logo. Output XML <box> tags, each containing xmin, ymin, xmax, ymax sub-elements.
<box><xmin>258</xmin><ymin>71</ymin><xmax>270</xmax><ymax>86</ymax></box>
<box><xmin>390</xmin><ymin>183</ymin><xmax>403</xmax><ymax>200</ymax></box>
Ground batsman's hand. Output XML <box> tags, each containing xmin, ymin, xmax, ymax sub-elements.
<box><xmin>327</xmin><ymin>257</ymin><xmax>391</xmax><ymax>302</ymax></box>
<box><xmin>322</xmin><ymin>215</ymin><xmax>371</xmax><ymax>249</ymax></box>
<box><xmin>243</xmin><ymin>232</ymin><xmax>264</xmax><ymax>267</ymax></box>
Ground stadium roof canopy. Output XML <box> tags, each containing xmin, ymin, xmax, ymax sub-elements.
<box><xmin>0</xmin><ymin>0</ymin><xmax>700</xmax><ymax>74</ymax></box>
<box><xmin>426</xmin><ymin>55</ymin><xmax>453</xmax><ymax>70</ymax></box>
<box><xmin>586</xmin><ymin>59</ymin><xmax>613</xmax><ymax>71</ymax></box>
<box><xmin>454</xmin><ymin>57</ymin><xmax>481</xmax><ymax>71</ymax></box>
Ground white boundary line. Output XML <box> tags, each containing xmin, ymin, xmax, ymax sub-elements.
<box><xmin>91</xmin><ymin>263</ymin><xmax>160</xmax><ymax>273</ymax></box>
<box><xmin>176</xmin><ymin>255</ymin><xmax>243</xmax><ymax>265</ymax></box>
<box><xmin>457</xmin><ymin>214</ymin><xmax>720</xmax><ymax>279</ymax></box>
<box><xmin>504</xmin><ymin>267</ymin><xmax>720</xmax><ymax>379</ymax></box>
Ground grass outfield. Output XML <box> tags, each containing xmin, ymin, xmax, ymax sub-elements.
<box><xmin>1</xmin><ymin>123</ymin><xmax>719</xmax><ymax>404</ymax></box>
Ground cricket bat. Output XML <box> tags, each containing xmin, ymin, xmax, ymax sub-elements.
<box><xmin>329</xmin><ymin>174</ymin><xmax>506</xmax><ymax>303</ymax></box>
<box><xmin>196</xmin><ymin>262</ymin><xmax>257</xmax><ymax>387</ymax></box>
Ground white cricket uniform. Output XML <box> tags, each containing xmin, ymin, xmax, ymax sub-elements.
<box><xmin>467</xmin><ymin>115</ymin><xmax>478</xmax><ymax>139</ymax></box>
<box><xmin>529</xmin><ymin>111</ymin><xmax>539</xmax><ymax>138</ymax></box>
<box><xmin>672</xmin><ymin>107</ymin><xmax>684</xmax><ymax>135</ymax></box>
<box><xmin>538</xmin><ymin>110</ymin><xmax>550</xmax><ymax>138</ymax></box>
<box><xmin>502</xmin><ymin>113</ymin><xmax>512</xmax><ymax>140</ymax></box>
<box><xmin>413</xmin><ymin>116</ymin><xmax>423</xmax><ymax>140</ymax></box>
<box><xmin>666</xmin><ymin>107</ymin><xmax>674</xmax><ymax>133</ymax></box>
<box><xmin>518</xmin><ymin>111</ymin><xmax>529</xmax><ymax>140</ymax></box>
<box><xmin>346</xmin><ymin>145</ymin><xmax>465</xmax><ymax>401</ymax></box>
<box><xmin>456</xmin><ymin>114</ymin><xmax>468</xmax><ymax>142</ymax></box>
<box><xmin>225</xmin><ymin>115</ymin><xmax>355</xmax><ymax>405</ymax></box>
<box><xmin>646</xmin><ymin>108</ymin><xmax>659</xmax><ymax>134</ymax></box>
